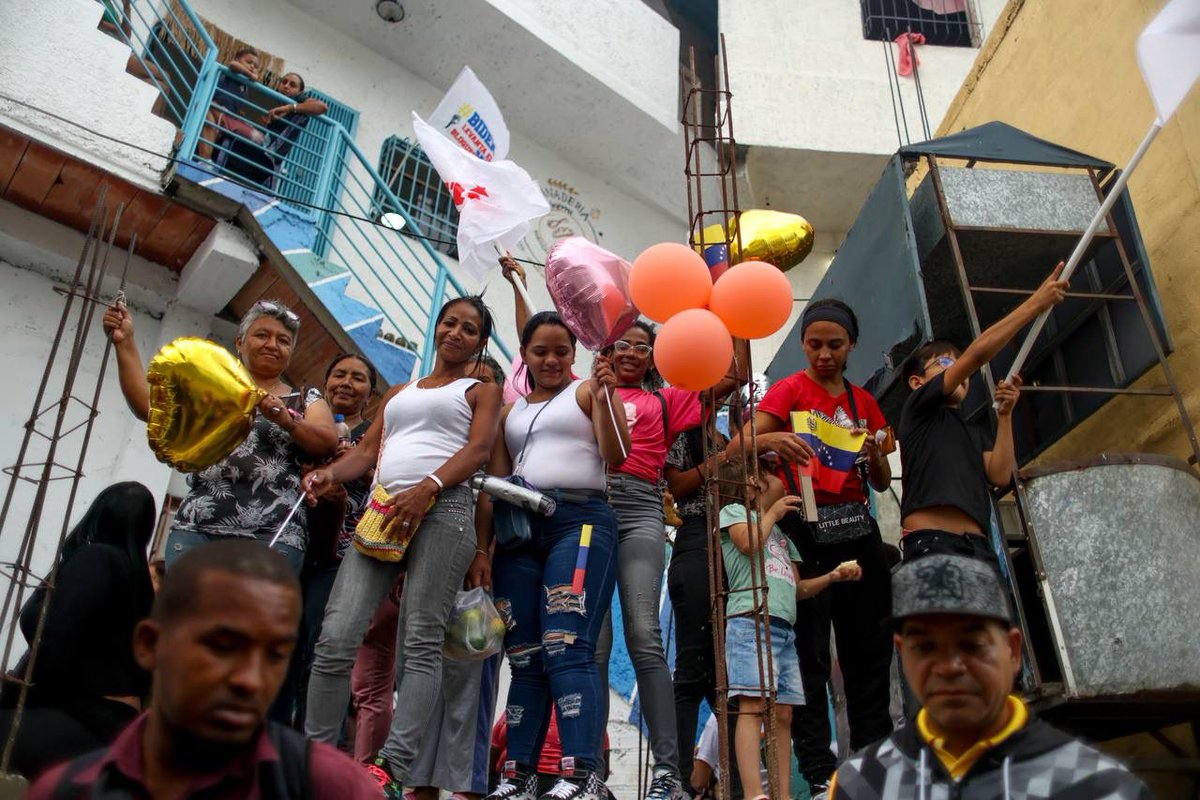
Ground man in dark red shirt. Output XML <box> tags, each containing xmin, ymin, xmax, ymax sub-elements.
<box><xmin>27</xmin><ymin>540</ymin><xmax>381</xmax><ymax>799</ymax></box>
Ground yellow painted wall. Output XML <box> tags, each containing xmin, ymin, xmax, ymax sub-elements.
<box><xmin>938</xmin><ymin>0</ymin><xmax>1200</xmax><ymax>465</ymax></box>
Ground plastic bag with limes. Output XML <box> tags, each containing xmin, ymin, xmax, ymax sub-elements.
<box><xmin>443</xmin><ymin>586</ymin><xmax>507</xmax><ymax>660</ymax></box>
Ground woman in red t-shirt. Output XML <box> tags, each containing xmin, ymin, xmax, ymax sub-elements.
<box><xmin>744</xmin><ymin>299</ymin><xmax>893</xmax><ymax>795</ymax></box>
<box><xmin>597</xmin><ymin>320</ymin><xmax>744</xmax><ymax>797</ymax></box>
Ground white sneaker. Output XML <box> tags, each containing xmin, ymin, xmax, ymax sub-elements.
<box><xmin>487</xmin><ymin>761</ymin><xmax>539</xmax><ymax>800</ymax></box>
<box><xmin>539</xmin><ymin>764</ymin><xmax>609</xmax><ymax>800</ymax></box>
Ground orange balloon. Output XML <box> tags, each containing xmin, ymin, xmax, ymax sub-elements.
<box><xmin>653</xmin><ymin>308</ymin><xmax>733</xmax><ymax>391</ymax></box>
<box><xmin>709</xmin><ymin>260</ymin><xmax>794</xmax><ymax>339</ymax></box>
<box><xmin>629</xmin><ymin>242</ymin><xmax>712</xmax><ymax>322</ymax></box>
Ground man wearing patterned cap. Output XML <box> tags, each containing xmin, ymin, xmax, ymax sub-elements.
<box><xmin>830</xmin><ymin>554</ymin><xmax>1148</xmax><ymax>799</ymax></box>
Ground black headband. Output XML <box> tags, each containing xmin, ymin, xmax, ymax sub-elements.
<box><xmin>802</xmin><ymin>305</ymin><xmax>858</xmax><ymax>341</ymax></box>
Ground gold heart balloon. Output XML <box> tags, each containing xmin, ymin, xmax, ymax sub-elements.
<box><xmin>729</xmin><ymin>210</ymin><xmax>815</xmax><ymax>273</ymax></box>
<box><xmin>145</xmin><ymin>337</ymin><xmax>267</xmax><ymax>472</ymax></box>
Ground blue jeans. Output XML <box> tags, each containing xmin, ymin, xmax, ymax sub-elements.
<box><xmin>165</xmin><ymin>527</ymin><xmax>305</xmax><ymax>575</ymax></box>
<box><xmin>725</xmin><ymin>616</ymin><xmax>806</xmax><ymax>706</ymax></box>
<box><xmin>492</xmin><ymin>496</ymin><xmax>618</xmax><ymax>772</ymax></box>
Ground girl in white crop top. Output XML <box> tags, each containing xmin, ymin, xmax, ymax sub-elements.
<box><xmin>481</xmin><ymin>311</ymin><xmax>629</xmax><ymax>798</ymax></box>
<box><xmin>301</xmin><ymin>296</ymin><xmax>502</xmax><ymax>787</ymax></box>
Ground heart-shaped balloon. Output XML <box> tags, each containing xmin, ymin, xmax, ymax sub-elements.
<box><xmin>729</xmin><ymin>209</ymin><xmax>815</xmax><ymax>273</ymax></box>
<box><xmin>545</xmin><ymin>237</ymin><xmax>639</xmax><ymax>350</ymax></box>
<box><xmin>145</xmin><ymin>337</ymin><xmax>267</xmax><ymax>472</ymax></box>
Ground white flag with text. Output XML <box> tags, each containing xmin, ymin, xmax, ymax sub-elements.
<box><xmin>429</xmin><ymin>66</ymin><xmax>510</xmax><ymax>161</ymax></box>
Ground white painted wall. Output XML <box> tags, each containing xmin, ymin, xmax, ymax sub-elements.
<box><xmin>0</xmin><ymin>0</ymin><xmax>176</xmax><ymax>192</ymax></box>
<box><xmin>0</xmin><ymin>258</ymin><xmax>212</xmax><ymax>618</ymax></box>
<box><xmin>486</xmin><ymin>0</ymin><xmax>681</xmax><ymax>130</ymax></box>
<box><xmin>722</xmin><ymin>0</ymin><xmax>1007</xmax><ymax>155</ymax></box>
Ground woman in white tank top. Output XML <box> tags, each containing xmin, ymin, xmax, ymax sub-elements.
<box><xmin>482</xmin><ymin>312</ymin><xmax>629</xmax><ymax>800</ymax></box>
<box><xmin>301</xmin><ymin>296</ymin><xmax>502</xmax><ymax>794</ymax></box>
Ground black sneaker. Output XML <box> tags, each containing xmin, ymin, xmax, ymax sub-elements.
<box><xmin>644</xmin><ymin>767</ymin><xmax>687</xmax><ymax>800</ymax></box>
<box><xmin>539</xmin><ymin>759</ymin><xmax>610</xmax><ymax>800</ymax></box>
<box><xmin>487</xmin><ymin>761</ymin><xmax>539</xmax><ymax>800</ymax></box>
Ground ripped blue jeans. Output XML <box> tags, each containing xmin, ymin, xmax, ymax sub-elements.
<box><xmin>492</xmin><ymin>496</ymin><xmax>618</xmax><ymax>772</ymax></box>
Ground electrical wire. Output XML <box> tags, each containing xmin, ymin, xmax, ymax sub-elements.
<box><xmin>0</xmin><ymin>90</ymin><xmax>548</xmax><ymax>268</ymax></box>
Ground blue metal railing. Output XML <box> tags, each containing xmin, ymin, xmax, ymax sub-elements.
<box><xmin>97</xmin><ymin>0</ymin><xmax>509</xmax><ymax>374</ymax></box>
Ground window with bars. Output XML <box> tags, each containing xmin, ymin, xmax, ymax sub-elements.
<box><xmin>860</xmin><ymin>0</ymin><xmax>981</xmax><ymax>48</ymax></box>
<box><xmin>375</xmin><ymin>136</ymin><xmax>458</xmax><ymax>259</ymax></box>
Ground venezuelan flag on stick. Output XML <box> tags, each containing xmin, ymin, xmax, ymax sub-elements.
<box><xmin>571</xmin><ymin>524</ymin><xmax>593</xmax><ymax>594</ymax></box>
<box><xmin>790</xmin><ymin>411</ymin><xmax>867</xmax><ymax>494</ymax></box>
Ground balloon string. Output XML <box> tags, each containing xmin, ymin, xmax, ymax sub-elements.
<box><xmin>269</xmin><ymin>494</ymin><xmax>307</xmax><ymax>549</ymax></box>
<box><xmin>603</xmin><ymin>387</ymin><xmax>628</xmax><ymax>460</ymax></box>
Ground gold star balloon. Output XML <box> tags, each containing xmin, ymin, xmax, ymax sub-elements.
<box><xmin>729</xmin><ymin>210</ymin><xmax>815</xmax><ymax>273</ymax></box>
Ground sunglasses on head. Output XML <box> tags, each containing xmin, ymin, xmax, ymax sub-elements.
<box><xmin>254</xmin><ymin>300</ymin><xmax>300</xmax><ymax>325</ymax></box>
<box><xmin>613</xmin><ymin>340</ymin><xmax>652</xmax><ymax>356</ymax></box>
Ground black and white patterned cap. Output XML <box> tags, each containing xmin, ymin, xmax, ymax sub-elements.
<box><xmin>892</xmin><ymin>554</ymin><xmax>1013</xmax><ymax>626</ymax></box>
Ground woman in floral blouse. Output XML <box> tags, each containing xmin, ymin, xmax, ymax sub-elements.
<box><xmin>103</xmin><ymin>299</ymin><xmax>337</xmax><ymax>574</ymax></box>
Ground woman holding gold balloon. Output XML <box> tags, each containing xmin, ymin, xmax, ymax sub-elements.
<box><xmin>301</xmin><ymin>296</ymin><xmax>502</xmax><ymax>799</ymax></box>
<box><xmin>102</xmin><ymin>298</ymin><xmax>338</xmax><ymax>574</ymax></box>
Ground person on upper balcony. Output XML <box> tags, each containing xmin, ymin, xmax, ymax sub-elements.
<box><xmin>216</xmin><ymin>71</ymin><xmax>329</xmax><ymax>191</ymax></box>
<box><xmin>196</xmin><ymin>47</ymin><xmax>262</xmax><ymax>161</ymax></box>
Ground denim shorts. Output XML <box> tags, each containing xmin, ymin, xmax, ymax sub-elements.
<box><xmin>725</xmin><ymin>615</ymin><xmax>806</xmax><ymax>706</ymax></box>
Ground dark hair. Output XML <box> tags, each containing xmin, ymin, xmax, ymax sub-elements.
<box><xmin>21</xmin><ymin>482</ymin><xmax>156</xmax><ymax>642</ymax></box>
<box><xmin>436</xmin><ymin>295</ymin><xmax>494</xmax><ymax>374</ymax></box>
<box><xmin>281</xmin><ymin>71</ymin><xmax>306</xmax><ymax>92</ymax></box>
<box><xmin>153</xmin><ymin>540</ymin><xmax>299</xmax><ymax>624</ymax></box>
<box><xmin>801</xmin><ymin>299</ymin><xmax>860</xmax><ymax>343</ymax></box>
<box><xmin>902</xmin><ymin>339</ymin><xmax>962</xmax><ymax>384</ymax></box>
<box><xmin>232</xmin><ymin>47</ymin><xmax>258</xmax><ymax>61</ymax></box>
<box><xmin>520</xmin><ymin>312</ymin><xmax>576</xmax><ymax>391</ymax></box>
<box><xmin>324</xmin><ymin>352</ymin><xmax>377</xmax><ymax>392</ymax></box>
<box><xmin>478</xmin><ymin>354</ymin><xmax>505</xmax><ymax>384</ymax></box>
<box><xmin>601</xmin><ymin>320</ymin><xmax>663</xmax><ymax>390</ymax></box>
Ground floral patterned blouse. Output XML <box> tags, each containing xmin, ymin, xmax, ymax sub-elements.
<box><xmin>171</xmin><ymin>386</ymin><xmax>323</xmax><ymax>553</ymax></box>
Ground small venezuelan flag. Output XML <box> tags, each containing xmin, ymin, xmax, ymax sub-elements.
<box><xmin>571</xmin><ymin>524</ymin><xmax>593</xmax><ymax>594</ymax></box>
<box><xmin>703</xmin><ymin>243</ymin><xmax>730</xmax><ymax>281</ymax></box>
<box><xmin>790</xmin><ymin>411</ymin><xmax>868</xmax><ymax>494</ymax></box>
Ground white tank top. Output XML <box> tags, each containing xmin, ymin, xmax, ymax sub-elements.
<box><xmin>378</xmin><ymin>377</ymin><xmax>479</xmax><ymax>492</ymax></box>
<box><xmin>505</xmin><ymin>380</ymin><xmax>605</xmax><ymax>491</ymax></box>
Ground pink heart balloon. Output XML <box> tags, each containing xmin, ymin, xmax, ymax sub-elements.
<box><xmin>545</xmin><ymin>237</ymin><xmax>639</xmax><ymax>351</ymax></box>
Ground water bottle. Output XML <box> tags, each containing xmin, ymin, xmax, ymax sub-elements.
<box><xmin>334</xmin><ymin>413</ymin><xmax>352</xmax><ymax>445</ymax></box>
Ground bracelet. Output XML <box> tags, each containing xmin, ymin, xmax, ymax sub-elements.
<box><xmin>475</xmin><ymin>546</ymin><xmax>489</xmax><ymax>558</ymax></box>
<box><xmin>426</xmin><ymin>473</ymin><xmax>445</xmax><ymax>491</ymax></box>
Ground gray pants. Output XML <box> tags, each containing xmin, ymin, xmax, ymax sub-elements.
<box><xmin>596</xmin><ymin>473</ymin><xmax>679</xmax><ymax>773</ymax></box>
<box><xmin>395</xmin><ymin>589</ymin><xmax>487</xmax><ymax>793</ymax></box>
<box><xmin>304</xmin><ymin>486</ymin><xmax>475</xmax><ymax>781</ymax></box>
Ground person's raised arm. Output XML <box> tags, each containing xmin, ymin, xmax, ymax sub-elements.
<box><xmin>985</xmin><ymin>376</ymin><xmax>1021</xmax><ymax>487</ymax></box>
<box><xmin>102</xmin><ymin>302</ymin><xmax>150</xmax><ymax>421</ymax></box>
<box><xmin>582</xmin><ymin>356</ymin><xmax>630</xmax><ymax>465</ymax></box>
<box><xmin>500</xmin><ymin>255</ymin><xmax>530</xmax><ymax>336</ymax></box>
<box><xmin>940</xmin><ymin>262</ymin><xmax>1068</xmax><ymax>397</ymax></box>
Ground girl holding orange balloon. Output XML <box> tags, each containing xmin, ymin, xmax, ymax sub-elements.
<box><xmin>741</xmin><ymin>299</ymin><xmax>893</xmax><ymax>797</ymax></box>
<box><xmin>594</xmin><ymin>319</ymin><xmax>746</xmax><ymax>798</ymax></box>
